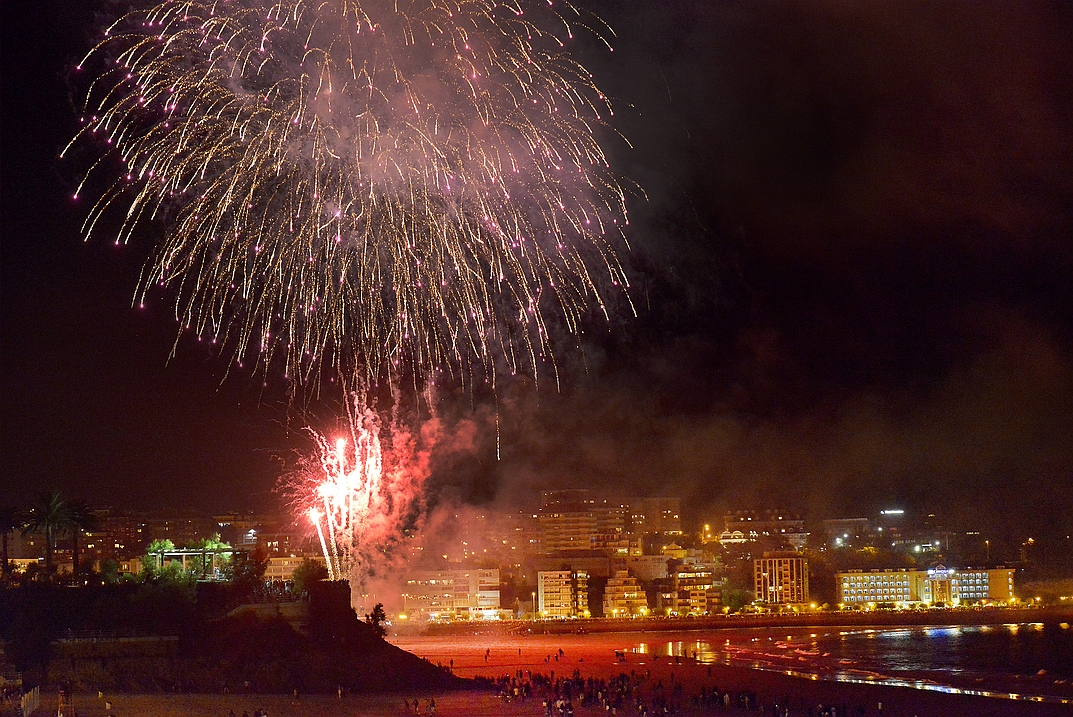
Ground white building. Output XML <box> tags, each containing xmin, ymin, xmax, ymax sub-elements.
<box><xmin>837</xmin><ymin>565</ymin><xmax>1015</xmax><ymax>607</ymax></box>
<box><xmin>402</xmin><ymin>568</ymin><xmax>501</xmax><ymax>620</ymax></box>
<box><xmin>264</xmin><ymin>555</ymin><xmax>325</xmax><ymax>582</ymax></box>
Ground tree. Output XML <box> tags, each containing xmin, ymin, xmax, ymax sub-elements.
<box><xmin>21</xmin><ymin>491</ymin><xmax>75</xmax><ymax>575</ymax></box>
<box><xmin>365</xmin><ymin>602</ymin><xmax>388</xmax><ymax>638</ymax></box>
<box><xmin>189</xmin><ymin>533</ymin><xmax>231</xmax><ymax>577</ymax></box>
<box><xmin>66</xmin><ymin>500</ymin><xmax>99</xmax><ymax>577</ymax></box>
<box><xmin>99</xmin><ymin>558</ymin><xmax>121</xmax><ymax>584</ymax></box>
<box><xmin>0</xmin><ymin>505</ymin><xmax>24</xmax><ymax>578</ymax></box>
<box><xmin>228</xmin><ymin>547</ymin><xmax>269</xmax><ymax>600</ymax></box>
<box><xmin>291</xmin><ymin>559</ymin><xmax>329</xmax><ymax>594</ymax></box>
<box><xmin>142</xmin><ymin>538</ymin><xmax>177</xmax><ymax>578</ymax></box>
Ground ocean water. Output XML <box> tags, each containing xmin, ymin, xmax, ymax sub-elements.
<box><xmin>632</xmin><ymin>623</ymin><xmax>1073</xmax><ymax>704</ymax></box>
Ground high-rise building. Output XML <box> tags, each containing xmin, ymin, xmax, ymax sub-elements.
<box><xmin>754</xmin><ymin>554</ymin><xmax>809</xmax><ymax>605</ymax></box>
<box><xmin>81</xmin><ymin>509</ymin><xmax>149</xmax><ymax>563</ymax></box>
<box><xmin>537</xmin><ymin>570</ymin><xmax>590</xmax><ymax>618</ymax></box>
<box><xmin>836</xmin><ymin>565</ymin><xmax>1015</xmax><ymax>606</ymax></box>
<box><xmin>539</xmin><ymin>490</ymin><xmax>629</xmax><ymax>554</ymax></box>
<box><xmin>142</xmin><ymin>510</ymin><xmax>218</xmax><ymax>549</ymax></box>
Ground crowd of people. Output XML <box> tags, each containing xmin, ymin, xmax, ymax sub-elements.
<box><xmin>476</xmin><ymin>666</ymin><xmax>766</xmax><ymax>716</ymax></box>
<box><xmin>469</xmin><ymin>650</ymin><xmax>889</xmax><ymax>717</ymax></box>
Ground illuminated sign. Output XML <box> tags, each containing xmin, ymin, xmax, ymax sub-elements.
<box><xmin>927</xmin><ymin>568</ymin><xmax>955</xmax><ymax>578</ymax></box>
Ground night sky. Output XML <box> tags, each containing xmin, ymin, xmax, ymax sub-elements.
<box><xmin>3</xmin><ymin>1</ymin><xmax>1072</xmax><ymax>552</ymax></box>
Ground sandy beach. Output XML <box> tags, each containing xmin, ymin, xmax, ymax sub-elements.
<box><xmin>45</xmin><ymin>629</ymin><xmax>1072</xmax><ymax>717</ymax></box>
<box><xmin>393</xmin><ymin>631</ymin><xmax>1071</xmax><ymax>717</ymax></box>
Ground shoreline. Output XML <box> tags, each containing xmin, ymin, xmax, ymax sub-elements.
<box><xmin>640</xmin><ymin>624</ymin><xmax>1073</xmax><ymax>704</ymax></box>
<box><xmin>393</xmin><ymin>628</ymin><xmax>1073</xmax><ymax>716</ymax></box>
<box><xmin>412</xmin><ymin>604</ymin><xmax>1073</xmax><ymax>637</ymax></box>
<box><xmin>19</xmin><ymin>610</ymin><xmax>1072</xmax><ymax>716</ymax></box>
<box><xmin>30</xmin><ymin>624</ymin><xmax>1071</xmax><ymax>717</ymax></box>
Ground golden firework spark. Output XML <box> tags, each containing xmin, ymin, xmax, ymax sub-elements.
<box><xmin>67</xmin><ymin>0</ymin><xmax>632</xmax><ymax>392</ymax></box>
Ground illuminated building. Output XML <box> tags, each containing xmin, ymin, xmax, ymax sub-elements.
<box><xmin>661</xmin><ymin>543</ymin><xmax>688</xmax><ymax>560</ymax></box>
<box><xmin>80</xmin><ymin>509</ymin><xmax>148</xmax><ymax>563</ymax></box>
<box><xmin>603</xmin><ymin>570</ymin><xmax>648</xmax><ymax>617</ymax></box>
<box><xmin>537</xmin><ymin>570</ymin><xmax>590</xmax><ymax>618</ymax></box>
<box><xmin>717</xmin><ymin>510</ymin><xmax>807</xmax><ymax>549</ymax></box>
<box><xmin>142</xmin><ymin>510</ymin><xmax>217</xmax><ymax>550</ymax></box>
<box><xmin>754</xmin><ymin>554</ymin><xmax>809</xmax><ymax>605</ymax></box>
<box><xmin>670</xmin><ymin>562</ymin><xmax>721</xmax><ymax>615</ymax></box>
<box><xmin>836</xmin><ymin>565</ymin><xmax>1016</xmax><ymax>606</ymax></box>
<box><xmin>402</xmin><ymin>568</ymin><xmax>501</xmax><ymax>621</ymax></box>
<box><xmin>539</xmin><ymin>490</ymin><xmax>629</xmax><ymax>554</ymax></box>
<box><xmin>264</xmin><ymin>556</ymin><xmax>327</xmax><ymax>582</ymax></box>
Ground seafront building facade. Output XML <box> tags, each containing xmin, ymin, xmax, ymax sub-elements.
<box><xmin>537</xmin><ymin>570</ymin><xmax>590</xmax><ymax>617</ymax></box>
<box><xmin>836</xmin><ymin>565</ymin><xmax>1015</xmax><ymax>606</ymax></box>
<box><xmin>754</xmin><ymin>554</ymin><xmax>810</xmax><ymax>605</ymax></box>
<box><xmin>670</xmin><ymin>562</ymin><xmax>721</xmax><ymax>615</ymax></box>
<box><xmin>603</xmin><ymin>570</ymin><xmax>649</xmax><ymax>616</ymax></box>
<box><xmin>401</xmin><ymin>568</ymin><xmax>501</xmax><ymax>620</ymax></box>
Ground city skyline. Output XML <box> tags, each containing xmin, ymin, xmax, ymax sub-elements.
<box><xmin>2</xmin><ymin>492</ymin><xmax>1050</xmax><ymax>575</ymax></box>
<box><xmin>3</xmin><ymin>1</ymin><xmax>1072</xmax><ymax>554</ymax></box>
<box><xmin>4</xmin><ymin>492</ymin><xmax>1044</xmax><ymax>621</ymax></box>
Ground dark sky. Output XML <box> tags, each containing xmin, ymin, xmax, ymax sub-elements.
<box><xmin>3</xmin><ymin>1</ymin><xmax>1072</xmax><ymax>549</ymax></box>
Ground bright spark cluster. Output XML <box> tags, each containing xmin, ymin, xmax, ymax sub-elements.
<box><xmin>294</xmin><ymin>404</ymin><xmax>429</xmax><ymax>593</ymax></box>
<box><xmin>67</xmin><ymin>0</ymin><xmax>631</xmax><ymax>390</ymax></box>
<box><xmin>306</xmin><ymin>420</ymin><xmax>383</xmax><ymax>582</ymax></box>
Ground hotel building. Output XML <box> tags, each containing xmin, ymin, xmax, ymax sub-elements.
<box><xmin>836</xmin><ymin>565</ymin><xmax>1016</xmax><ymax>606</ymax></box>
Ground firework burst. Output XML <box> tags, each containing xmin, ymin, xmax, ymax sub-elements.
<box><xmin>287</xmin><ymin>400</ymin><xmax>434</xmax><ymax>592</ymax></box>
<box><xmin>67</xmin><ymin>0</ymin><xmax>632</xmax><ymax>392</ymax></box>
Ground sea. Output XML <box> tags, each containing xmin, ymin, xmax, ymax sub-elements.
<box><xmin>630</xmin><ymin>623</ymin><xmax>1073</xmax><ymax>706</ymax></box>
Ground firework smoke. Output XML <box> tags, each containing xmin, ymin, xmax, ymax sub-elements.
<box><xmin>286</xmin><ymin>396</ymin><xmax>439</xmax><ymax>596</ymax></box>
<box><xmin>67</xmin><ymin>0</ymin><xmax>632</xmax><ymax>393</ymax></box>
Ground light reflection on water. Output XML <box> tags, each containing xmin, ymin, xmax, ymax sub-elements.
<box><xmin>628</xmin><ymin>623</ymin><xmax>1073</xmax><ymax>705</ymax></box>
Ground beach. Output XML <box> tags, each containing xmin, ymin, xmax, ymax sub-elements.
<box><xmin>44</xmin><ymin>628</ymin><xmax>1072</xmax><ymax>716</ymax></box>
<box><xmin>393</xmin><ymin>630</ymin><xmax>1071</xmax><ymax>717</ymax></box>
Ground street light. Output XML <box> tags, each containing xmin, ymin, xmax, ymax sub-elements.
<box><xmin>531</xmin><ymin>591</ymin><xmax>536</xmax><ymax>620</ymax></box>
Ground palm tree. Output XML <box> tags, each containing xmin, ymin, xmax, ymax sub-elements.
<box><xmin>67</xmin><ymin>501</ymin><xmax>99</xmax><ymax>577</ymax></box>
<box><xmin>0</xmin><ymin>505</ymin><xmax>25</xmax><ymax>578</ymax></box>
<box><xmin>21</xmin><ymin>491</ymin><xmax>74</xmax><ymax>575</ymax></box>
